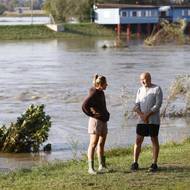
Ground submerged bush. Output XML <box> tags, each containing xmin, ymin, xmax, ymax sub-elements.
<box><xmin>0</xmin><ymin>104</ymin><xmax>51</xmax><ymax>153</ymax></box>
<box><xmin>144</xmin><ymin>19</ymin><xmax>188</xmax><ymax>46</ymax></box>
<box><xmin>162</xmin><ymin>75</ymin><xmax>190</xmax><ymax>117</ymax></box>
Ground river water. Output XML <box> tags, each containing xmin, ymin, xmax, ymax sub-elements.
<box><xmin>0</xmin><ymin>37</ymin><xmax>190</xmax><ymax>171</ymax></box>
<box><xmin>0</xmin><ymin>16</ymin><xmax>49</xmax><ymax>25</ymax></box>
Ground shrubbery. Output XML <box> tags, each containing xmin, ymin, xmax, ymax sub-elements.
<box><xmin>0</xmin><ymin>104</ymin><xmax>51</xmax><ymax>153</ymax></box>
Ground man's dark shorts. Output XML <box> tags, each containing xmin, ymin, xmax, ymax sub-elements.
<box><xmin>136</xmin><ymin>124</ymin><xmax>160</xmax><ymax>137</ymax></box>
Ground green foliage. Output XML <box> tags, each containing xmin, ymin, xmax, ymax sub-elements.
<box><xmin>0</xmin><ymin>104</ymin><xmax>51</xmax><ymax>153</ymax></box>
<box><xmin>64</xmin><ymin>23</ymin><xmax>115</xmax><ymax>36</ymax></box>
<box><xmin>183</xmin><ymin>137</ymin><xmax>190</xmax><ymax>143</ymax></box>
<box><xmin>0</xmin><ymin>3</ymin><xmax>6</xmax><ymax>15</ymax></box>
<box><xmin>106</xmin><ymin>146</ymin><xmax>133</xmax><ymax>157</ymax></box>
<box><xmin>0</xmin><ymin>125</ymin><xmax>7</xmax><ymax>148</ymax></box>
<box><xmin>43</xmin><ymin>0</ymin><xmax>92</xmax><ymax>22</ymax></box>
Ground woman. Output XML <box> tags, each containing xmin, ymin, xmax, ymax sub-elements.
<box><xmin>82</xmin><ymin>74</ymin><xmax>110</xmax><ymax>174</ymax></box>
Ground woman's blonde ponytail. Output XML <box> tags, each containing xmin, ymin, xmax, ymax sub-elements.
<box><xmin>92</xmin><ymin>74</ymin><xmax>106</xmax><ymax>88</ymax></box>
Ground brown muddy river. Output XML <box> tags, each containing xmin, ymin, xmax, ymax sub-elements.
<box><xmin>0</xmin><ymin>37</ymin><xmax>190</xmax><ymax>170</ymax></box>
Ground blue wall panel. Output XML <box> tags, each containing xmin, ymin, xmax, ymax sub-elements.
<box><xmin>119</xmin><ymin>8</ymin><xmax>158</xmax><ymax>24</ymax></box>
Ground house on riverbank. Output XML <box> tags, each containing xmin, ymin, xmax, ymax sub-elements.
<box><xmin>93</xmin><ymin>3</ymin><xmax>190</xmax><ymax>36</ymax></box>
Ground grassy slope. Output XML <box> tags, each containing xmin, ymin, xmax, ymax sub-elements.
<box><xmin>0</xmin><ymin>23</ymin><xmax>115</xmax><ymax>40</ymax></box>
<box><xmin>0</xmin><ymin>139</ymin><xmax>190</xmax><ymax>190</ymax></box>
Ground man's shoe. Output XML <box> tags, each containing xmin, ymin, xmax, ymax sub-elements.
<box><xmin>130</xmin><ymin>162</ymin><xmax>139</xmax><ymax>171</ymax></box>
<box><xmin>148</xmin><ymin>163</ymin><xmax>158</xmax><ymax>172</ymax></box>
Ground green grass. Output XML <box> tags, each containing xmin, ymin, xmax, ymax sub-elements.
<box><xmin>0</xmin><ymin>23</ymin><xmax>115</xmax><ymax>40</ymax></box>
<box><xmin>64</xmin><ymin>23</ymin><xmax>115</xmax><ymax>37</ymax></box>
<box><xmin>0</xmin><ymin>138</ymin><xmax>190</xmax><ymax>190</ymax></box>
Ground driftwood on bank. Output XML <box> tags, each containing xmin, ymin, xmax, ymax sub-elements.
<box><xmin>144</xmin><ymin>19</ymin><xmax>189</xmax><ymax>46</ymax></box>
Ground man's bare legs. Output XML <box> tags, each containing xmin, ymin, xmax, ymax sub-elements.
<box><xmin>134</xmin><ymin>135</ymin><xmax>144</xmax><ymax>163</ymax></box>
<box><xmin>151</xmin><ymin>136</ymin><xmax>159</xmax><ymax>164</ymax></box>
<box><xmin>131</xmin><ymin>135</ymin><xmax>144</xmax><ymax>171</ymax></box>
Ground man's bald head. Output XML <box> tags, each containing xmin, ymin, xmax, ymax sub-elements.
<box><xmin>140</xmin><ymin>72</ymin><xmax>152</xmax><ymax>87</ymax></box>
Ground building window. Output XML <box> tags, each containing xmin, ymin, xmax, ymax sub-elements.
<box><xmin>145</xmin><ymin>10</ymin><xmax>152</xmax><ymax>17</ymax></box>
<box><xmin>132</xmin><ymin>11</ymin><xmax>137</xmax><ymax>17</ymax></box>
<box><xmin>145</xmin><ymin>10</ymin><xmax>149</xmax><ymax>17</ymax></box>
<box><xmin>137</xmin><ymin>11</ymin><xmax>141</xmax><ymax>17</ymax></box>
<box><xmin>142</xmin><ymin>10</ymin><xmax>146</xmax><ymax>17</ymax></box>
<box><xmin>121</xmin><ymin>11</ymin><xmax>129</xmax><ymax>17</ymax></box>
<box><xmin>184</xmin><ymin>9</ymin><xmax>188</xmax><ymax>16</ymax></box>
<box><xmin>121</xmin><ymin>11</ymin><xmax>127</xmax><ymax>17</ymax></box>
<box><xmin>188</xmin><ymin>9</ymin><xmax>190</xmax><ymax>16</ymax></box>
<box><xmin>182</xmin><ymin>10</ymin><xmax>185</xmax><ymax>16</ymax></box>
<box><xmin>149</xmin><ymin>10</ymin><xmax>152</xmax><ymax>16</ymax></box>
<box><xmin>181</xmin><ymin>9</ymin><xmax>188</xmax><ymax>16</ymax></box>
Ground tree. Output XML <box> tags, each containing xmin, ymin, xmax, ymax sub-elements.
<box><xmin>43</xmin><ymin>0</ymin><xmax>92</xmax><ymax>22</ymax></box>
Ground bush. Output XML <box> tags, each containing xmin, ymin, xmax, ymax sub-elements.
<box><xmin>0</xmin><ymin>104</ymin><xmax>51</xmax><ymax>153</ymax></box>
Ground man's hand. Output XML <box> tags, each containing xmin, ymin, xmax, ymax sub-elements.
<box><xmin>134</xmin><ymin>107</ymin><xmax>151</xmax><ymax>124</ymax></box>
<box><xmin>139</xmin><ymin>113</ymin><xmax>149</xmax><ymax>124</ymax></box>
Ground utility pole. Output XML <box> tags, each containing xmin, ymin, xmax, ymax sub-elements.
<box><xmin>31</xmin><ymin>0</ymin><xmax>33</xmax><ymax>25</ymax></box>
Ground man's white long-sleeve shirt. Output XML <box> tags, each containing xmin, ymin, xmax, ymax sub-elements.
<box><xmin>135</xmin><ymin>84</ymin><xmax>163</xmax><ymax>125</ymax></box>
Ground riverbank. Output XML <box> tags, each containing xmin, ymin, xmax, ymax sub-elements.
<box><xmin>0</xmin><ymin>23</ymin><xmax>115</xmax><ymax>40</ymax></box>
<box><xmin>0</xmin><ymin>138</ymin><xmax>190</xmax><ymax>190</ymax></box>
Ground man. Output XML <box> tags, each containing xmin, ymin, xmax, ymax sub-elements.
<box><xmin>131</xmin><ymin>72</ymin><xmax>163</xmax><ymax>172</ymax></box>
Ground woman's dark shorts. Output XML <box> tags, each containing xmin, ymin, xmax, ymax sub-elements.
<box><xmin>136</xmin><ymin>124</ymin><xmax>160</xmax><ymax>137</ymax></box>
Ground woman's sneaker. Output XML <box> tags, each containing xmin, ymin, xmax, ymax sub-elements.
<box><xmin>148</xmin><ymin>163</ymin><xmax>158</xmax><ymax>172</ymax></box>
<box><xmin>88</xmin><ymin>168</ymin><xmax>97</xmax><ymax>175</ymax></box>
<box><xmin>130</xmin><ymin>162</ymin><xmax>139</xmax><ymax>171</ymax></box>
<box><xmin>98</xmin><ymin>165</ymin><xmax>109</xmax><ymax>173</ymax></box>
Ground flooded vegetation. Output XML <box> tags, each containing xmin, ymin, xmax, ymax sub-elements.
<box><xmin>162</xmin><ymin>74</ymin><xmax>190</xmax><ymax>117</ymax></box>
<box><xmin>144</xmin><ymin>19</ymin><xmax>190</xmax><ymax>46</ymax></box>
<box><xmin>0</xmin><ymin>104</ymin><xmax>51</xmax><ymax>153</ymax></box>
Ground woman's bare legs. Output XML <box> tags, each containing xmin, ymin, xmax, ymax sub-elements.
<box><xmin>97</xmin><ymin>134</ymin><xmax>107</xmax><ymax>171</ymax></box>
<box><xmin>87</xmin><ymin>134</ymin><xmax>99</xmax><ymax>174</ymax></box>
